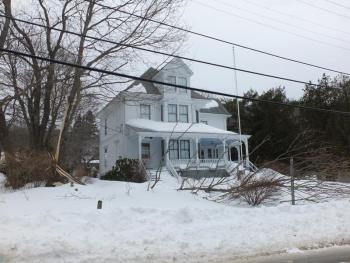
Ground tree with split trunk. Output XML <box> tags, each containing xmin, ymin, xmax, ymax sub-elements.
<box><xmin>0</xmin><ymin>0</ymin><xmax>186</xmax><ymax>159</ymax></box>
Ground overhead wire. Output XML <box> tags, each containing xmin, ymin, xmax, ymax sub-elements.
<box><xmin>1</xmin><ymin>14</ymin><xmax>340</xmax><ymax>88</ymax></box>
<box><xmin>1</xmin><ymin>47</ymin><xmax>350</xmax><ymax>117</ymax></box>
<box><xmin>191</xmin><ymin>0</ymin><xmax>350</xmax><ymax>52</ymax></box>
<box><xmin>86</xmin><ymin>0</ymin><xmax>350</xmax><ymax>77</ymax></box>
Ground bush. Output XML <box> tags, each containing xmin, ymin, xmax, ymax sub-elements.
<box><xmin>101</xmin><ymin>158</ymin><xmax>147</xmax><ymax>183</ymax></box>
<box><xmin>238</xmin><ymin>175</ymin><xmax>282</xmax><ymax>206</ymax></box>
<box><xmin>4</xmin><ymin>149</ymin><xmax>61</xmax><ymax>189</ymax></box>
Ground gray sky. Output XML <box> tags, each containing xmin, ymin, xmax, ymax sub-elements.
<box><xmin>180</xmin><ymin>0</ymin><xmax>350</xmax><ymax>99</ymax></box>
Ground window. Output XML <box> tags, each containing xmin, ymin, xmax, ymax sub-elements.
<box><xmin>196</xmin><ymin>110</ymin><xmax>199</xmax><ymax>123</ymax></box>
<box><xmin>161</xmin><ymin>105</ymin><xmax>164</xmax><ymax>121</ymax></box>
<box><xmin>178</xmin><ymin>77</ymin><xmax>187</xmax><ymax>93</ymax></box>
<box><xmin>208</xmin><ymin>148</ymin><xmax>212</xmax><ymax>159</ymax></box>
<box><xmin>141</xmin><ymin>143</ymin><xmax>151</xmax><ymax>160</ymax></box>
<box><xmin>104</xmin><ymin>146</ymin><xmax>108</xmax><ymax>168</ymax></box>
<box><xmin>168</xmin><ymin>104</ymin><xmax>177</xmax><ymax>122</ymax></box>
<box><xmin>166</xmin><ymin>76</ymin><xmax>176</xmax><ymax>93</ymax></box>
<box><xmin>140</xmin><ymin>104</ymin><xmax>151</xmax><ymax>120</ymax></box>
<box><xmin>169</xmin><ymin>140</ymin><xmax>179</xmax><ymax>160</ymax></box>
<box><xmin>104</xmin><ymin>118</ymin><xmax>108</xmax><ymax>135</ymax></box>
<box><xmin>180</xmin><ymin>140</ymin><xmax>190</xmax><ymax>159</ymax></box>
<box><xmin>201</xmin><ymin>120</ymin><xmax>208</xmax><ymax>125</ymax></box>
<box><xmin>215</xmin><ymin>149</ymin><xmax>219</xmax><ymax>158</ymax></box>
<box><xmin>179</xmin><ymin>105</ymin><xmax>189</xmax><ymax>123</ymax></box>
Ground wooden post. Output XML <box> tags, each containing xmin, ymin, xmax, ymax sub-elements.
<box><xmin>290</xmin><ymin>158</ymin><xmax>295</xmax><ymax>205</ymax></box>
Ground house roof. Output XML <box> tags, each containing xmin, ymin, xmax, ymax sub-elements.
<box><xmin>126</xmin><ymin>119</ymin><xmax>238</xmax><ymax>136</ymax></box>
<box><xmin>200</xmin><ymin>99</ymin><xmax>231</xmax><ymax>115</ymax></box>
<box><xmin>124</xmin><ymin>58</ymin><xmax>231</xmax><ymax>116</ymax></box>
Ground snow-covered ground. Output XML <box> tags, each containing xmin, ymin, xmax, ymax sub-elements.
<box><xmin>1</xmin><ymin>173</ymin><xmax>350</xmax><ymax>263</ymax></box>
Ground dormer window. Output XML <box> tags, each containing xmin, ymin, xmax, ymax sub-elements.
<box><xmin>178</xmin><ymin>77</ymin><xmax>188</xmax><ymax>93</ymax></box>
<box><xmin>167</xmin><ymin>76</ymin><xmax>176</xmax><ymax>93</ymax></box>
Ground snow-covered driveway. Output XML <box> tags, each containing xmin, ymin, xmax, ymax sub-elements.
<box><xmin>0</xmin><ymin>175</ymin><xmax>350</xmax><ymax>262</ymax></box>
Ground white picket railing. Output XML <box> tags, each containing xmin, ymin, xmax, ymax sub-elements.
<box><xmin>170</xmin><ymin>159</ymin><xmax>226</xmax><ymax>169</ymax></box>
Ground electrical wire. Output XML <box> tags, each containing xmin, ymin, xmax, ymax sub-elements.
<box><xmin>1</xmin><ymin>14</ymin><xmax>339</xmax><ymax>87</ymax></box>
<box><xmin>87</xmin><ymin>0</ymin><xmax>350</xmax><ymax>76</ymax></box>
<box><xmin>1</xmin><ymin>47</ymin><xmax>350</xmax><ymax>116</ymax></box>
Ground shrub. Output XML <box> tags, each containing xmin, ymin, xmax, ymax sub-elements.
<box><xmin>238</xmin><ymin>175</ymin><xmax>282</xmax><ymax>206</ymax></box>
<box><xmin>4</xmin><ymin>149</ymin><xmax>61</xmax><ymax>189</ymax></box>
<box><xmin>101</xmin><ymin>158</ymin><xmax>147</xmax><ymax>183</ymax></box>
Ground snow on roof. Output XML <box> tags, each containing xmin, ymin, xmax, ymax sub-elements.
<box><xmin>203</xmin><ymin>100</ymin><xmax>219</xmax><ymax>109</ymax></box>
<box><xmin>126</xmin><ymin>119</ymin><xmax>238</xmax><ymax>135</ymax></box>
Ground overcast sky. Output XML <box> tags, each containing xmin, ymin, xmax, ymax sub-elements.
<box><xmin>12</xmin><ymin>0</ymin><xmax>350</xmax><ymax>100</ymax></box>
<box><xmin>180</xmin><ymin>0</ymin><xmax>350</xmax><ymax>99</ymax></box>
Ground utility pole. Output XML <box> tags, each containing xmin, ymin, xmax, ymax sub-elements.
<box><xmin>290</xmin><ymin>158</ymin><xmax>295</xmax><ymax>205</ymax></box>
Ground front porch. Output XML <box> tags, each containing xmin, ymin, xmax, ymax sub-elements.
<box><xmin>126</xmin><ymin>119</ymin><xmax>251</xmax><ymax>176</ymax></box>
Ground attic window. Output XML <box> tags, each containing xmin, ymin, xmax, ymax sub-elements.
<box><xmin>166</xmin><ymin>76</ymin><xmax>176</xmax><ymax>93</ymax></box>
<box><xmin>178</xmin><ymin>77</ymin><xmax>187</xmax><ymax>93</ymax></box>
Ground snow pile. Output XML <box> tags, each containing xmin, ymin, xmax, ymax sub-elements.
<box><xmin>0</xmin><ymin>173</ymin><xmax>350</xmax><ymax>262</ymax></box>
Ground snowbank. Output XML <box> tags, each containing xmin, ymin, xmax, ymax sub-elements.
<box><xmin>0</xmin><ymin>173</ymin><xmax>350</xmax><ymax>262</ymax></box>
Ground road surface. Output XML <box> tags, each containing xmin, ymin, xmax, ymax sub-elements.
<box><xmin>234</xmin><ymin>246</ymin><xmax>350</xmax><ymax>263</ymax></box>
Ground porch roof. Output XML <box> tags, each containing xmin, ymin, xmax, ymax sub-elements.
<box><xmin>126</xmin><ymin>119</ymin><xmax>250</xmax><ymax>140</ymax></box>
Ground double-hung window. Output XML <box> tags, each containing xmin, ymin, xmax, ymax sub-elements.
<box><xmin>104</xmin><ymin>118</ymin><xmax>108</xmax><ymax>135</ymax></box>
<box><xmin>168</xmin><ymin>104</ymin><xmax>177</xmax><ymax>122</ymax></box>
<box><xmin>169</xmin><ymin>140</ymin><xmax>179</xmax><ymax>160</ymax></box>
<box><xmin>178</xmin><ymin>77</ymin><xmax>187</xmax><ymax>93</ymax></box>
<box><xmin>167</xmin><ymin>76</ymin><xmax>176</xmax><ymax>93</ymax></box>
<box><xmin>180</xmin><ymin>140</ymin><xmax>190</xmax><ymax>159</ymax></box>
<box><xmin>140</xmin><ymin>104</ymin><xmax>151</xmax><ymax>120</ymax></box>
<box><xmin>141</xmin><ymin>143</ymin><xmax>151</xmax><ymax>160</ymax></box>
<box><xmin>104</xmin><ymin>146</ymin><xmax>108</xmax><ymax>168</ymax></box>
<box><xmin>179</xmin><ymin>105</ymin><xmax>189</xmax><ymax>123</ymax></box>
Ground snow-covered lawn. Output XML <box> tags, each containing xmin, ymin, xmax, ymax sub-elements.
<box><xmin>0</xmin><ymin>173</ymin><xmax>350</xmax><ymax>263</ymax></box>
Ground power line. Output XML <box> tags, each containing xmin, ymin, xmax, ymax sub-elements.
<box><xmin>324</xmin><ymin>0</ymin><xmax>350</xmax><ymax>10</ymax></box>
<box><xmin>296</xmin><ymin>0</ymin><xmax>350</xmax><ymax>20</ymax></box>
<box><xmin>195</xmin><ymin>0</ymin><xmax>350</xmax><ymax>45</ymax></box>
<box><xmin>1</xmin><ymin>47</ymin><xmax>350</xmax><ymax>117</ymax></box>
<box><xmin>89</xmin><ymin>0</ymin><xmax>350</xmax><ymax>76</ymax></box>
<box><xmin>229</xmin><ymin>0</ymin><xmax>350</xmax><ymax>36</ymax></box>
<box><xmin>2</xmin><ymin>14</ymin><xmax>337</xmax><ymax>88</ymax></box>
<box><xmin>192</xmin><ymin>0</ymin><xmax>350</xmax><ymax>51</ymax></box>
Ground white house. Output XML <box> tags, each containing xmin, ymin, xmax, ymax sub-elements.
<box><xmin>98</xmin><ymin>58</ymin><xmax>252</xmax><ymax>177</ymax></box>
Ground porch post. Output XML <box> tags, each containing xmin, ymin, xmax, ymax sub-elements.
<box><xmin>195</xmin><ymin>137</ymin><xmax>199</xmax><ymax>165</ymax></box>
<box><xmin>222</xmin><ymin>139</ymin><xmax>227</xmax><ymax>164</ymax></box>
<box><xmin>164</xmin><ymin>137</ymin><xmax>169</xmax><ymax>166</ymax></box>
<box><xmin>244</xmin><ymin>138</ymin><xmax>249</xmax><ymax>166</ymax></box>
<box><xmin>236</xmin><ymin>145</ymin><xmax>241</xmax><ymax>164</ymax></box>
<box><xmin>228</xmin><ymin>145</ymin><xmax>231</xmax><ymax>162</ymax></box>
<box><xmin>138</xmin><ymin>135</ymin><xmax>143</xmax><ymax>163</ymax></box>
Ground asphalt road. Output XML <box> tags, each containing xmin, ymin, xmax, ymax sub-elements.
<box><xmin>239</xmin><ymin>246</ymin><xmax>350</xmax><ymax>263</ymax></box>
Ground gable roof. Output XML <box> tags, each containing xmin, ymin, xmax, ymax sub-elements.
<box><xmin>200</xmin><ymin>99</ymin><xmax>231</xmax><ymax>115</ymax></box>
<box><xmin>125</xmin><ymin>60</ymin><xmax>230</xmax><ymax>116</ymax></box>
<box><xmin>125</xmin><ymin>68</ymin><xmax>161</xmax><ymax>95</ymax></box>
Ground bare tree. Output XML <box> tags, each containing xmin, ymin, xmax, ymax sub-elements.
<box><xmin>0</xmin><ymin>0</ymin><xmax>186</xmax><ymax>156</ymax></box>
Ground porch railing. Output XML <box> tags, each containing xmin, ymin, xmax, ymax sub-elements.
<box><xmin>171</xmin><ymin>159</ymin><xmax>226</xmax><ymax>169</ymax></box>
